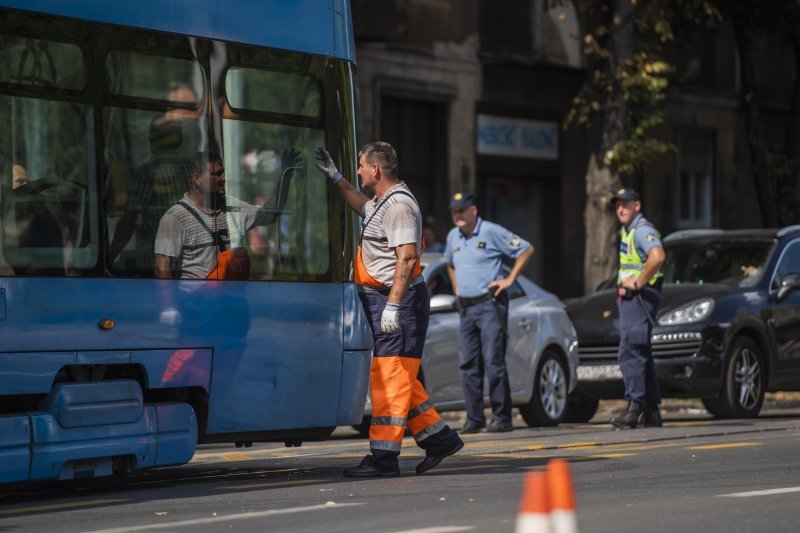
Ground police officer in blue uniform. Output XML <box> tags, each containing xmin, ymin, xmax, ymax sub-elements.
<box><xmin>445</xmin><ymin>193</ymin><xmax>534</xmax><ymax>433</ymax></box>
<box><xmin>609</xmin><ymin>188</ymin><xmax>666</xmax><ymax>428</ymax></box>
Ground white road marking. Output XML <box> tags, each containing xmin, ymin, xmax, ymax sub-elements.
<box><xmin>718</xmin><ymin>487</ymin><xmax>800</xmax><ymax>498</ymax></box>
<box><xmin>394</xmin><ymin>526</ymin><xmax>475</xmax><ymax>533</ymax></box>
<box><xmin>86</xmin><ymin>502</ymin><xmax>365</xmax><ymax>532</ymax></box>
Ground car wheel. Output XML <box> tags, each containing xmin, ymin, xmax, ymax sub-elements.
<box><xmin>716</xmin><ymin>336</ymin><xmax>766</xmax><ymax>418</ymax></box>
<box><xmin>700</xmin><ymin>397</ymin><xmax>727</xmax><ymax>418</ymax></box>
<box><xmin>519</xmin><ymin>350</ymin><xmax>568</xmax><ymax>427</ymax></box>
<box><xmin>562</xmin><ymin>396</ymin><xmax>600</xmax><ymax>423</ymax></box>
<box><xmin>351</xmin><ymin>415</ymin><xmax>371</xmax><ymax>437</ymax></box>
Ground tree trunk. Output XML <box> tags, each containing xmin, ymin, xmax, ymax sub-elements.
<box><xmin>583</xmin><ymin>155</ymin><xmax>622</xmax><ymax>292</ymax></box>
<box><xmin>736</xmin><ymin>30</ymin><xmax>778</xmax><ymax>227</ymax></box>
<box><xmin>582</xmin><ymin>0</ymin><xmax>634</xmax><ymax>293</ymax></box>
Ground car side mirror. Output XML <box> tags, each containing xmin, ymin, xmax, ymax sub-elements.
<box><xmin>430</xmin><ymin>294</ymin><xmax>457</xmax><ymax>313</ymax></box>
<box><xmin>775</xmin><ymin>272</ymin><xmax>800</xmax><ymax>301</ymax></box>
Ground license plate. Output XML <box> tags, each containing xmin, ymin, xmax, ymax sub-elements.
<box><xmin>577</xmin><ymin>364</ymin><xmax>623</xmax><ymax>381</ymax></box>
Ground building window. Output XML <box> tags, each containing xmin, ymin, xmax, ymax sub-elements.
<box><xmin>479</xmin><ymin>0</ymin><xmax>533</xmax><ymax>62</ymax></box>
<box><xmin>675</xmin><ymin>127</ymin><xmax>714</xmax><ymax>229</ymax></box>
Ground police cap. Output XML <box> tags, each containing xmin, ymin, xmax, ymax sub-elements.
<box><xmin>450</xmin><ymin>192</ymin><xmax>477</xmax><ymax>209</ymax></box>
<box><xmin>611</xmin><ymin>187</ymin><xmax>640</xmax><ymax>203</ymax></box>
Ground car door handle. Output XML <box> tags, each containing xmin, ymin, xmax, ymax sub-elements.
<box><xmin>518</xmin><ymin>318</ymin><xmax>534</xmax><ymax>329</ymax></box>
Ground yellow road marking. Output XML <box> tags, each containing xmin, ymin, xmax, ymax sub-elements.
<box><xmin>669</xmin><ymin>421</ymin><xmax>715</xmax><ymax>427</ymax></box>
<box><xmin>475</xmin><ymin>453</ymin><xmax>546</xmax><ymax>459</ymax></box>
<box><xmin>462</xmin><ymin>439</ymin><xmax>544</xmax><ymax>449</ymax></box>
<box><xmin>603</xmin><ymin>443</ymin><xmax>676</xmax><ymax>452</ymax></box>
<box><xmin>581</xmin><ymin>453</ymin><xmax>639</xmax><ymax>459</ymax></box>
<box><xmin>0</xmin><ymin>499</ymin><xmax>127</xmax><ymax>515</ymax></box>
<box><xmin>686</xmin><ymin>442</ymin><xmax>762</xmax><ymax>450</ymax></box>
<box><xmin>221</xmin><ymin>453</ymin><xmax>252</xmax><ymax>461</ymax></box>
<box><xmin>220</xmin><ymin>479</ymin><xmax>325</xmax><ymax>490</ymax></box>
<box><xmin>425</xmin><ymin>464</ymin><xmax>502</xmax><ymax>473</ymax></box>
<box><xmin>561</xmin><ymin>442</ymin><xmax>600</xmax><ymax>449</ymax></box>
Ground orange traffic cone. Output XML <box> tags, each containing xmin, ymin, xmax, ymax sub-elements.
<box><xmin>514</xmin><ymin>470</ymin><xmax>552</xmax><ymax>533</ymax></box>
<box><xmin>546</xmin><ymin>459</ymin><xmax>578</xmax><ymax>533</ymax></box>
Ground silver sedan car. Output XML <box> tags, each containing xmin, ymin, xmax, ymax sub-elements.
<box><xmin>357</xmin><ymin>253</ymin><xmax>579</xmax><ymax>432</ymax></box>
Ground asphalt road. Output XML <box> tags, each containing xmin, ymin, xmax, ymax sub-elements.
<box><xmin>2</xmin><ymin>407</ymin><xmax>800</xmax><ymax>532</ymax></box>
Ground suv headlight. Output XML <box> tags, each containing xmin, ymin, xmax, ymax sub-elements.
<box><xmin>658</xmin><ymin>298</ymin><xmax>714</xmax><ymax>326</ymax></box>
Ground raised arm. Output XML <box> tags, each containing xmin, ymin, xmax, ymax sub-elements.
<box><xmin>316</xmin><ymin>148</ymin><xmax>368</xmax><ymax>214</ymax></box>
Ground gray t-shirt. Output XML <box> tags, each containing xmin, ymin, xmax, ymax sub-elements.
<box><xmin>155</xmin><ymin>194</ymin><xmax>261</xmax><ymax>279</ymax></box>
<box><xmin>359</xmin><ymin>182</ymin><xmax>422</xmax><ymax>287</ymax></box>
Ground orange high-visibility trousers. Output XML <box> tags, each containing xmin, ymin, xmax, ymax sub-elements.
<box><xmin>369</xmin><ymin>356</ymin><xmax>446</xmax><ymax>453</ymax></box>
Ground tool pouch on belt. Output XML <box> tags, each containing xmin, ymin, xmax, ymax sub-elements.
<box><xmin>617</xmin><ymin>285</ymin><xmax>636</xmax><ymax>301</ymax></box>
<box><xmin>208</xmin><ymin>247</ymin><xmax>250</xmax><ymax>280</ymax></box>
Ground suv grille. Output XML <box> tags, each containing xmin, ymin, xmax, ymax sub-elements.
<box><xmin>578</xmin><ymin>332</ymin><xmax>702</xmax><ymax>364</ymax></box>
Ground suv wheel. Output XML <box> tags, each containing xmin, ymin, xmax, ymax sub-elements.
<box><xmin>711</xmin><ymin>336</ymin><xmax>766</xmax><ymax>418</ymax></box>
<box><xmin>519</xmin><ymin>350</ymin><xmax>567</xmax><ymax>427</ymax></box>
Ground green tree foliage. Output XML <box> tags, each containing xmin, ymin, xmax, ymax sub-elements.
<box><xmin>565</xmin><ymin>0</ymin><xmax>720</xmax><ymax>178</ymax></box>
<box><xmin>555</xmin><ymin>0</ymin><xmax>720</xmax><ymax>291</ymax></box>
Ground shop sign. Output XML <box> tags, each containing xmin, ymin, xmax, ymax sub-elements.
<box><xmin>476</xmin><ymin>114</ymin><xmax>559</xmax><ymax>160</ymax></box>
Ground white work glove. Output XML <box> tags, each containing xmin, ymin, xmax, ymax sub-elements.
<box><xmin>315</xmin><ymin>147</ymin><xmax>343</xmax><ymax>184</ymax></box>
<box><xmin>381</xmin><ymin>302</ymin><xmax>401</xmax><ymax>334</ymax></box>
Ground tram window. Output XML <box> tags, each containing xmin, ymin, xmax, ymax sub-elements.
<box><xmin>0</xmin><ymin>95</ymin><xmax>98</xmax><ymax>273</ymax></box>
<box><xmin>226</xmin><ymin>67</ymin><xmax>321</xmax><ymax>117</ymax></box>
<box><xmin>222</xmin><ymin>120</ymin><xmax>329</xmax><ymax>280</ymax></box>
<box><xmin>104</xmin><ymin>48</ymin><xmax>208</xmax><ymax>277</ymax></box>
<box><xmin>0</xmin><ymin>34</ymin><xmax>84</xmax><ymax>90</ymax></box>
<box><xmin>106</xmin><ymin>51</ymin><xmax>203</xmax><ymax>108</ymax></box>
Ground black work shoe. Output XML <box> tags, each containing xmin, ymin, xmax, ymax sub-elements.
<box><xmin>609</xmin><ymin>401</ymin><xmax>646</xmax><ymax>429</ymax></box>
<box><xmin>343</xmin><ymin>456</ymin><xmax>400</xmax><ymax>478</ymax></box>
<box><xmin>457</xmin><ymin>421</ymin><xmax>485</xmax><ymax>434</ymax></box>
<box><xmin>481</xmin><ymin>420</ymin><xmax>514</xmax><ymax>433</ymax></box>
<box><xmin>416</xmin><ymin>439</ymin><xmax>464</xmax><ymax>475</ymax></box>
<box><xmin>644</xmin><ymin>408</ymin><xmax>662</xmax><ymax>428</ymax></box>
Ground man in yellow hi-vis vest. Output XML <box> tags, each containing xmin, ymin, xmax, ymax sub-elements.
<box><xmin>609</xmin><ymin>188</ymin><xmax>666</xmax><ymax>429</ymax></box>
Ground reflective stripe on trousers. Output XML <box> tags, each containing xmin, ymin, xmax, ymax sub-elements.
<box><xmin>369</xmin><ymin>356</ymin><xmax>447</xmax><ymax>452</ymax></box>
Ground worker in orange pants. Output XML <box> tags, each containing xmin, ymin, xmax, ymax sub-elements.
<box><xmin>317</xmin><ymin>142</ymin><xmax>462</xmax><ymax>477</ymax></box>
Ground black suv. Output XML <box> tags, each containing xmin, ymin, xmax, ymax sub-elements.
<box><xmin>565</xmin><ymin>226</ymin><xmax>800</xmax><ymax>421</ymax></box>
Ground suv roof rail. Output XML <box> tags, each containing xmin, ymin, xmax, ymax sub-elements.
<box><xmin>663</xmin><ymin>229</ymin><xmax>725</xmax><ymax>242</ymax></box>
<box><xmin>777</xmin><ymin>225</ymin><xmax>800</xmax><ymax>237</ymax></box>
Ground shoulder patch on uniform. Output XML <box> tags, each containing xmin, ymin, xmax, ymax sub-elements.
<box><xmin>509</xmin><ymin>236</ymin><xmax>522</xmax><ymax>248</ymax></box>
<box><xmin>646</xmin><ymin>233</ymin><xmax>657</xmax><ymax>242</ymax></box>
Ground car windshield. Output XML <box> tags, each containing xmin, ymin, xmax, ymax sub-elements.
<box><xmin>663</xmin><ymin>240</ymin><xmax>773</xmax><ymax>287</ymax></box>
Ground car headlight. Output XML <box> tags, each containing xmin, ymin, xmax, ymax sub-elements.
<box><xmin>657</xmin><ymin>298</ymin><xmax>714</xmax><ymax>326</ymax></box>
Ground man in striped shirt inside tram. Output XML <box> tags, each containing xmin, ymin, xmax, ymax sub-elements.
<box><xmin>316</xmin><ymin>142</ymin><xmax>463</xmax><ymax>477</ymax></box>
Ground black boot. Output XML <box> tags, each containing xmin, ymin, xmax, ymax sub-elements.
<box><xmin>610</xmin><ymin>401</ymin><xmax>646</xmax><ymax>429</ymax></box>
<box><xmin>644</xmin><ymin>405</ymin><xmax>662</xmax><ymax>427</ymax></box>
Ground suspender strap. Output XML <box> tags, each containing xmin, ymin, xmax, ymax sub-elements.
<box><xmin>360</xmin><ymin>190</ymin><xmax>416</xmax><ymax>243</ymax></box>
<box><xmin>177</xmin><ymin>201</ymin><xmax>225</xmax><ymax>253</ymax></box>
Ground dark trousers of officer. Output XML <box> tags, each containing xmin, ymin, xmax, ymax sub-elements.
<box><xmin>457</xmin><ymin>294</ymin><xmax>512</xmax><ymax>425</ymax></box>
<box><xmin>617</xmin><ymin>285</ymin><xmax>662</xmax><ymax>407</ymax></box>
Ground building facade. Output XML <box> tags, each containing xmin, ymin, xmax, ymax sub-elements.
<box><xmin>351</xmin><ymin>0</ymin><xmax>796</xmax><ymax>297</ymax></box>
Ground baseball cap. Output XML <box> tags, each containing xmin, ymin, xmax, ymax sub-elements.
<box><xmin>449</xmin><ymin>192</ymin><xmax>477</xmax><ymax>208</ymax></box>
<box><xmin>611</xmin><ymin>187</ymin><xmax>640</xmax><ymax>203</ymax></box>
